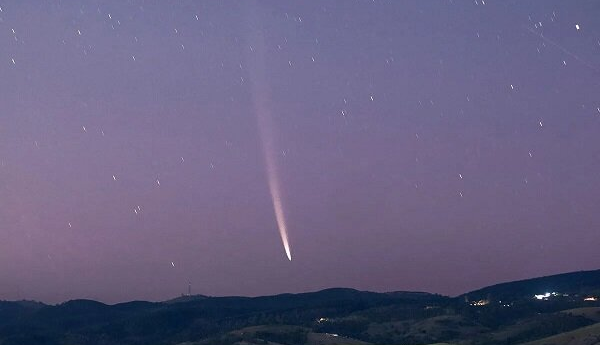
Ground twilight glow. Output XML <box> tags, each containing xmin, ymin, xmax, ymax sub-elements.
<box><xmin>2</xmin><ymin>0</ymin><xmax>600</xmax><ymax>304</ymax></box>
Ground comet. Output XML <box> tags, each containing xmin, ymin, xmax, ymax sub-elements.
<box><xmin>263</xmin><ymin>148</ymin><xmax>292</xmax><ymax>261</ymax></box>
<box><xmin>245</xmin><ymin>5</ymin><xmax>292</xmax><ymax>261</ymax></box>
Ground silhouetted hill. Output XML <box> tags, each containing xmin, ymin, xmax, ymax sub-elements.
<box><xmin>0</xmin><ymin>270</ymin><xmax>598</xmax><ymax>345</ymax></box>
<box><xmin>165</xmin><ymin>295</ymin><xmax>210</xmax><ymax>304</ymax></box>
<box><xmin>461</xmin><ymin>269</ymin><xmax>600</xmax><ymax>302</ymax></box>
<box><xmin>0</xmin><ymin>300</ymin><xmax>45</xmax><ymax>328</ymax></box>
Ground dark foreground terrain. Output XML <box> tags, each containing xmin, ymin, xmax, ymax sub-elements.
<box><xmin>1</xmin><ymin>270</ymin><xmax>599</xmax><ymax>345</ymax></box>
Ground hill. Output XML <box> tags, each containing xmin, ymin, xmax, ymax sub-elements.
<box><xmin>0</xmin><ymin>269</ymin><xmax>597</xmax><ymax>345</ymax></box>
<box><xmin>461</xmin><ymin>270</ymin><xmax>600</xmax><ymax>302</ymax></box>
<box><xmin>519</xmin><ymin>322</ymin><xmax>600</xmax><ymax>345</ymax></box>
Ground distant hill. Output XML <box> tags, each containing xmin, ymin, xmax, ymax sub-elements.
<box><xmin>165</xmin><ymin>295</ymin><xmax>210</xmax><ymax>304</ymax></box>
<box><xmin>0</xmin><ymin>269</ymin><xmax>598</xmax><ymax>345</ymax></box>
<box><xmin>460</xmin><ymin>269</ymin><xmax>600</xmax><ymax>302</ymax></box>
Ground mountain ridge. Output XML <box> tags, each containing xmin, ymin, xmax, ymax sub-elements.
<box><xmin>0</xmin><ymin>269</ymin><xmax>598</xmax><ymax>345</ymax></box>
<box><xmin>4</xmin><ymin>269</ymin><xmax>598</xmax><ymax>307</ymax></box>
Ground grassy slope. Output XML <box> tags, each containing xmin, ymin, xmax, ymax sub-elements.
<box><xmin>305</xmin><ymin>332</ymin><xmax>371</xmax><ymax>345</ymax></box>
<box><xmin>519</xmin><ymin>322</ymin><xmax>600</xmax><ymax>345</ymax></box>
<box><xmin>561</xmin><ymin>307</ymin><xmax>600</xmax><ymax>322</ymax></box>
<box><xmin>229</xmin><ymin>325</ymin><xmax>372</xmax><ymax>345</ymax></box>
<box><xmin>364</xmin><ymin>314</ymin><xmax>486</xmax><ymax>344</ymax></box>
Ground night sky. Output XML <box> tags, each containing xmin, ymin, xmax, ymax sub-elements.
<box><xmin>1</xmin><ymin>1</ymin><xmax>599</xmax><ymax>304</ymax></box>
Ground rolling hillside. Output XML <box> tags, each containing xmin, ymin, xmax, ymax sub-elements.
<box><xmin>0</xmin><ymin>269</ymin><xmax>598</xmax><ymax>345</ymax></box>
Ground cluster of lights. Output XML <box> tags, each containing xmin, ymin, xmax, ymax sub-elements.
<box><xmin>533</xmin><ymin>291</ymin><xmax>599</xmax><ymax>302</ymax></box>
<box><xmin>533</xmin><ymin>292</ymin><xmax>568</xmax><ymax>300</ymax></box>
<box><xmin>470</xmin><ymin>300</ymin><xmax>490</xmax><ymax>306</ymax></box>
<box><xmin>468</xmin><ymin>299</ymin><xmax>511</xmax><ymax>307</ymax></box>
<box><xmin>533</xmin><ymin>292</ymin><xmax>553</xmax><ymax>300</ymax></box>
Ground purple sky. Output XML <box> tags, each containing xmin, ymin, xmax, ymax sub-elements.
<box><xmin>1</xmin><ymin>0</ymin><xmax>599</xmax><ymax>304</ymax></box>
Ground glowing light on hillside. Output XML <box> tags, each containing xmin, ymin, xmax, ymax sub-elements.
<box><xmin>534</xmin><ymin>292</ymin><xmax>551</xmax><ymax>300</ymax></box>
<box><xmin>534</xmin><ymin>292</ymin><xmax>563</xmax><ymax>300</ymax></box>
<box><xmin>470</xmin><ymin>300</ymin><xmax>490</xmax><ymax>306</ymax></box>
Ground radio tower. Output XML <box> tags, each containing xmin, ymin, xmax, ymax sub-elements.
<box><xmin>187</xmin><ymin>281</ymin><xmax>191</xmax><ymax>296</ymax></box>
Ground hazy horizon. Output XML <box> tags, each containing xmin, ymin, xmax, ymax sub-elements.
<box><xmin>7</xmin><ymin>268</ymin><xmax>600</xmax><ymax>306</ymax></box>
